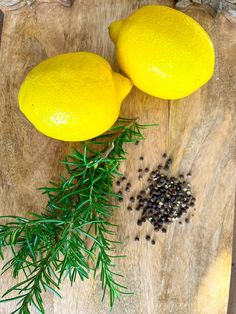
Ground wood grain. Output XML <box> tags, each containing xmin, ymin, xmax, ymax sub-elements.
<box><xmin>228</xmin><ymin>190</ymin><xmax>236</xmax><ymax>314</ymax></box>
<box><xmin>176</xmin><ymin>0</ymin><xmax>236</xmax><ymax>23</ymax></box>
<box><xmin>0</xmin><ymin>1</ymin><xmax>235</xmax><ymax>313</ymax></box>
<box><xmin>0</xmin><ymin>0</ymin><xmax>72</xmax><ymax>12</ymax></box>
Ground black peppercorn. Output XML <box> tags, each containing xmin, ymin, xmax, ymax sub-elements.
<box><xmin>131</xmin><ymin>154</ymin><xmax>196</xmax><ymax>234</ymax></box>
<box><xmin>130</xmin><ymin>196</ymin><xmax>135</xmax><ymax>203</ymax></box>
<box><xmin>118</xmin><ymin>191</ymin><xmax>123</xmax><ymax>202</ymax></box>
<box><xmin>166</xmin><ymin>158</ymin><xmax>172</xmax><ymax>165</ymax></box>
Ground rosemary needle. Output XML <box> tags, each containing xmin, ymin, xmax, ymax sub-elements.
<box><xmin>0</xmin><ymin>117</ymin><xmax>156</xmax><ymax>313</ymax></box>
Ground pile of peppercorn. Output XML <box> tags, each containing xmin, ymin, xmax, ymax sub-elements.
<box><xmin>116</xmin><ymin>151</ymin><xmax>196</xmax><ymax>242</ymax></box>
<box><xmin>134</xmin><ymin>154</ymin><xmax>196</xmax><ymax>233</ymax></box>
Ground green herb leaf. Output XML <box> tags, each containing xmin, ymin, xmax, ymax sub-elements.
<box><xmin>0</xmin><ymin>117</ymin><xmax>156</xmax><ymax>313</ymax></box>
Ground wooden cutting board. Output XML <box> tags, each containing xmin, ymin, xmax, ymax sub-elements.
<box><xmin>0</xmin><ymin>1</ymin><xmax>235</xmax><ymax>313</ymax></box>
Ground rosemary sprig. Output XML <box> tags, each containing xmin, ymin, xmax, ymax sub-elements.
<box><xmin>0</xmin><ymin>117</ymin><xmax>155</xmax><ymax>313</ymax></box>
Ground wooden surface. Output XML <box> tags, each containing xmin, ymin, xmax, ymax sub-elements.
<box><xmin>0</xmin><ymin>1</ymin><xmax>236</xmax><ymax>313</ymax></box>
<box><xmin>176</xmin><ymin>0</ymin><xmax>236</xmax><ymax>23</ymax></box>
<box><xmin>0</xmin><ymin>0</ymin><xmax>72</xmax><ymax>12</ymax></box>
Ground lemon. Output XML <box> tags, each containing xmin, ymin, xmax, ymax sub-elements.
<box><xmin>109</xmin><ymin>5</ymin><xmax>215</xmax><ymax>100</ymax></box>
<box><xmin>18</xmin><ymin>52</ymin><xmax>132</xmax><ymax>141</ymax></box>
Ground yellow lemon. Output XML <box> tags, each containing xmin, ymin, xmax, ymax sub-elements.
<box><xmin>18</xmin><ymin>52</ymin><xmax>132</xmax><ymax>141</ymax></box>
<box><xmin>109</xmin><ymin>5</ymin><xmax>215</xmax><ymax>99</ymax></box>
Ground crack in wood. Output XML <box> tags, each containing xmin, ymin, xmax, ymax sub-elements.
<box><xmin>0</xmin><ymin>9</ymin><xmax>3</xmax><ymax>47</ymax></box>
